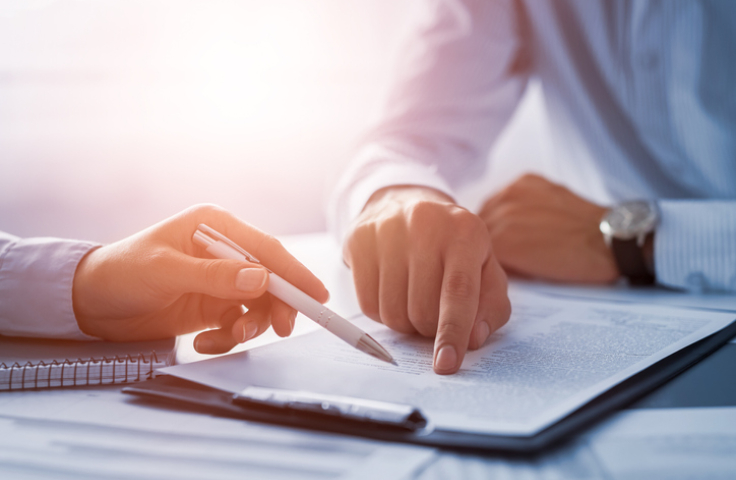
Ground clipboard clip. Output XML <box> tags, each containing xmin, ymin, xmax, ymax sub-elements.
<box><xmin>233</xmin><ymin>387</ymin><xmax>428</xmax><ymax>432</ymax></box>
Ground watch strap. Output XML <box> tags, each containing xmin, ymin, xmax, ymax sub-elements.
<box><xmin>610</xmin><ymin>237</ymin><xmax>655</xmax><ymax>285</ymax></box>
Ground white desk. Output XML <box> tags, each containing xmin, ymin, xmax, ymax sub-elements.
<box><xmin>2</xmin><ymin>233</ymin><xmax>735</xmax><ymax>479</ymax></box>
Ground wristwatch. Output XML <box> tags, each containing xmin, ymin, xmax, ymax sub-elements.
<box><xmin>599</xmin><ymin>200</ymin><xmax>659</xmax><ymax>285</ymax></box>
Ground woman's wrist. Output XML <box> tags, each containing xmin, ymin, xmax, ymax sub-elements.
<box><xmin>72</xmin><ymin>246</ymin><xmax>104</xmax><ymax>337</ymax></box>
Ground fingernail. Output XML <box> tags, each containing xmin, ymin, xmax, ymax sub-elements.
<box><xmin>235</xmin><ymin>268</ymin><xmax>267</xmax><ymax>292</ymax></box>
<box><xmin>241</xmin><ymin>322</ymin><xmax>258</xmax><ymax>343</ymax></box>
<box><xmin>474</xmin><ymin>322</ymin><xmax>490</xmax><ymax>347</ymax></box>
<box><xmin>435</xmin><ymin>345</ymin><xmax>458</xmax><ymax>373</ymax></box>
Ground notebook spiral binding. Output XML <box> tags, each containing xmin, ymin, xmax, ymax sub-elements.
<box><xmin>0</xmin><ymin>351</ymin><xmax>167</xmax><ymax>391</ymax></box>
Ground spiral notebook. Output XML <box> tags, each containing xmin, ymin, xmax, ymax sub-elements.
<box><xmin>0</xmin><ymin>335</ymin><xmax>176</xmax><ymax>391</ymax></box>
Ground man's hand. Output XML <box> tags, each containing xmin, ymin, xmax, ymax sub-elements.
<box><xmin>478</xmin><ymin>174</ymin><xmax>618</xmax><ymax>283</ymax></box>
<box><xmin>344</xmin><ymin>186</ymin><xmax>511</xmax><ymax>375</ymax></box>
<box><xmin>72</xmin><ymin>204</ymin><xmax>329</xmax><ymax>354</ymax></box>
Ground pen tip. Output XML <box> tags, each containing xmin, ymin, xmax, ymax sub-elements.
<box><xmin>377</xmin><ymin>350</ymin><xmax>397</xmax><ymax>365</ymax></box>
<box><xmin>358</xmin><ymin>335</ymin><xmax>396</xmax><ymax>365</ymax></box>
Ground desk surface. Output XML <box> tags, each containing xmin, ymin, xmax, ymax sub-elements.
<box><xmin>2</xmin><ymin>233</ymin><xmax>735</xmax><ymax>479</ymax></box>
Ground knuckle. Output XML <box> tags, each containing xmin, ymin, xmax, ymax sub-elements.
<box><xmin>376</xmin><ymin>215</ymin><xmax>406</xmax><ymax>240</ymax></box>
<box><xmin>503</xmin><ymin>298</ymin><xmax>512</xmax><ymax>323</ymax></box>
<box><xmin>407</xmin><ymin>305</ymin><xmax>438</xmax><ymax>337</ymax></box>
<box><xmin>360</xmin><ymin>307</ymin><xmax>381</xmax><ymax>323</ymax></box>
<box><xmin>495</xmin><ymin>202</ymin><xmax>520</xmax><ymax>220</ymax></box>
<box><xmin>357</xmin><ymin>294</ymin><xmax>380</xmax><ymax>322</ymax></box>
<box><xmin>504</xmin><ymin>173</ymin><xmax>541</xmax><ymax>198</ymax></box>
<box><xmin>489</xmin><ymin>214</ymin><xmax>519</xmax><ymax>240</ymax></box>
<box><xmin>188</xmin><ymin>203</ymin><xmax>226</xmax><ymax>218</ymax></box>
<box><xmin>414</xmin><ymin>320</ymin><xmax>438</xmax><ymax>337</ymax></box>
<box><xmin>493</xmin><ymin>188</ymin><xmax>513</xmax><ymax>205</ymax></box>
<box><xmin>436</xmin><ymin>320</ymin><xmax>467</xmax><ymax>339</ymax></box>
<box><xmin>443</xmin><ymin>271</ymin><xmax>475</xmax><ymax>299</ymax></box>
<box><xmin>407</xmin><ymin>203</ymin><xmax>450</xmax><ymax>246</ymax></box>
<box><xmin>379</xmin><ymin>303</ymin><xmax>414</xmax><ymax>334</ymax></box>
<box><xmin>255</xmin><ymin>233</ymin><xmax>283</xmax><ymax>260</ymax></box>
<box><xmin>407</xmin><ymin>300</ymin><xmax>428</xmax><ymax>323</ymax></box>
<box><xmin>486</xmin><ymin>274</ymin><xmax>512</xmax><ymax>331</ymax></box>
<box><xmin>261</xmin><ymin>233</ymin><xmax>282</xmax><ymax>250</ymax></box>
<box><xmin>280</xmin><ymin>258</ymin><xmax>300</xmax><ymax>280</ymax></box>
<box><xmin>141</xmin><ymin>247</ymin><xmax>167</xmax><ymax>267</ymax></box>
<box><xmin>490</xmin><ymin>219</ymin><xmax>510</xmax><ymax>240</ymax></box>
<box><xmin>407</xmin><ymin>200</ymin><xmax>441</xmax><ymax>226</ymax></box>
<box><xmin>202</xmin><ymin>260</ymin><xmax>225</xmax><ymax>288</ymax></box>
<box><xmin>518</xmin><ymin>172</ymin><xmax>541</xmax><ymax>185</ymax></box>
<box><xmin>450</xmin><ymin>210</ymin><xmax>487</xmax><ymax>240</ymax></box>
<box><xmin>495</xmin><ymin>297</ymin><xmax>513</xmax><ymax>330</ymax></box>
<box><xmin>406</xmin><ymin>301</ymin><xmax>422</xmax><ymax>323</ymax></box>
<box><xmin>344</xmin><ymin>226</ymin><xmax>372</xmax><ymax>264</ymax></box>
<box><xmin>349</xmin><ymin>221</ymin><xmax>375</xmax><ymax>243</ymax></box>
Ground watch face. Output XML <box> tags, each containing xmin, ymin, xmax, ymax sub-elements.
<box><xmin>600</xmin><ymin>201</ymin><xmax>659</xmax><ymax>240</ymax></box>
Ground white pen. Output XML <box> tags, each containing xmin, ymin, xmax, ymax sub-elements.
<box><xmin>192</xmin><ymin>224</ymin><xmax>396</xmax><ymax>365</ymax></box>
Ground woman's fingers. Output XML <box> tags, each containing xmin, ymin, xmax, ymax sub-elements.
<box><xmin>193</xmin><ymin>295</ymin><xmax>277</xmax><ymax>354</ymax></box>
<box><xmin>269</xmin><ymin>297</ymin><xmax>297</xmax><ymax>337</ymax></box>
<box><xmin>193</xmin><ymin>303</ymin><xmax>244</xmax><ymax>354</ymax></box>
<box><xmin>175</xmin><ymin>205</ymin><xmax>329</xmax><ymax>303</ymax></box>
<box><xmin>162</xmin><ymin>252</ymin><xmax>270</xmax><ymax>300</ymax></box>
<box><xmin>194</xmin><ymin>327</ymin><xmax>240</xmax><ymax>354</ymax></box>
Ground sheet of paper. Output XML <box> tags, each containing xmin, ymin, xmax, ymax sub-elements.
<box><xmin>413</xmin><ymin>408</ymin><xmax>736</xmax><ymax>480</ymax></box>
<box><xmin>162</xmin><ymin>292</ymin><xmax>735</xmax><ymax>436</ymax></box>
<box><xmin>513</xmin><ymin>281</ymin><xmax>736</xmax><ymax>344</ymax></box>
<box><xmin>0</xmin><ymin>387</ymin><xmax>435</xmax><ymax>480</ymax></box>
<box><xmin>513</xmin><ymin>279</ymin><xmax>736</xmax><ymax>313</ymax></box>
<box><xmin>413</xmin><ymin>440</ymin><xmax>607</xmax><ymax>480</ymax></box>
<box><xmin>583</xmin><ymin>407</ymin><xmax>736</xmax><ymax>479</ymax></box>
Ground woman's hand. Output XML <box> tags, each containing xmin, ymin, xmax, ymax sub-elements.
<box><xmin>72</xmin><ymin>204</ymin><xmax>329</xmax><ymax>354</ymax></box>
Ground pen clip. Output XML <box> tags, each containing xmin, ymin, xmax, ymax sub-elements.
<box><xmin>195</xmin><ymin>224</ymin><xmax>262</xmax><ymax>264</ymax></box>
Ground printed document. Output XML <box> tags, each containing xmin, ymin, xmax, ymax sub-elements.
<box><xmin>0</xmin><ymin>388</ymin><xmax>435</xmax><ymax>480</ymax></box>
<box><xmin>163</xmin><ymin>291</ymin><xmax>735</xmax><ymax>436</ymax></box>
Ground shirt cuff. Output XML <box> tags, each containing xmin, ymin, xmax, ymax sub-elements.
<box><xmin>0</xmin><ymin>237</ymin><xmax>101</xmax><ymax>339</ymax></box>
<box><xmin>654</xmin><ymin>200</ymin><xmax>736</xmax><ymax>292</ymax></box>
<box><xmin>328</xmin><ymin>145</ymin><xmax>455</xmax><ymax>244</ymax></box>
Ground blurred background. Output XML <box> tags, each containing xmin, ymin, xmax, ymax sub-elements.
<box><xmin>0</xmin><ymin>0</ymin><xmax>552</xmax><ymax>244</ymax></box>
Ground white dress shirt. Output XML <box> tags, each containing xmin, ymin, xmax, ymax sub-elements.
<box><xmin>330</xmin><ymin>0</ymin><xmax>736</xmax><ymax>291</ymax></box>
<box><xmin>0</xmin><ymin>231</ymin><xmax>98</xmax><ymax>339</ymax></box>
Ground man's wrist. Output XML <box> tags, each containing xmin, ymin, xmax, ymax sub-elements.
<box><xmin>600</xmin><ymin>201</ymin><xmax>659</xmax><ymax>285</ymax></box>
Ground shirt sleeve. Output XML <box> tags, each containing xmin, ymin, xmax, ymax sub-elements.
<box><xmin>655</xmin><ymin>200</ymin><xmax>736</xmax><ymax>292</ymax></box>
<box><xmin>0</xmin><ymin>231</ymin><xmax>101</xmax><ymax>339</ymax></box>
<box><xmin>328</xmin><ymin>0</ymin><xmax>530</xmax><ymax>243</ymax></box>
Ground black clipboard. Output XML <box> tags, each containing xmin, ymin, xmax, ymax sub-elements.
<box><xmin>123</xmin><ymin>319</ymin><xmax>736</xmax><ymax>453</ymax></box>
